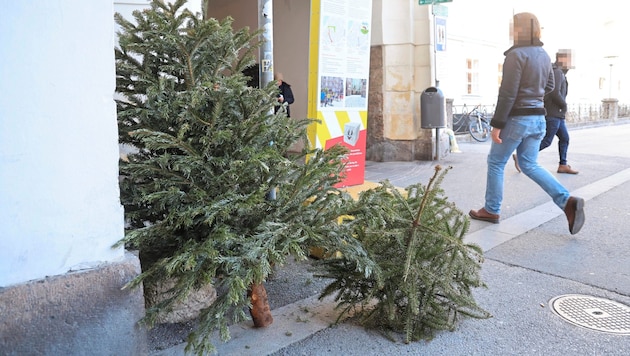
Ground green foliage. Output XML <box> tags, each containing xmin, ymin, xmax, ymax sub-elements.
<box><xmin>114</xmin><ymin>1</ymin><xmax>488</xmax><ymax>353</ymax></box>
<box><xmin>318</xmin><ymin>165</ymin><xmax>491</xmax><ymax>343</ymax></box>
<box><xmin>114</xmin><ymin>1</ymin><xmax>373</xmax><ymax>354</ymax></box>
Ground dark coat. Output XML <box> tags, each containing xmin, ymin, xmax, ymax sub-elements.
<box><xmin>491</xmin><ymin>41</ymin><xmax>554</xmax><ymax>129</ymax></box>
<box><xmin>544</xmin><ymin>63</ymin><xmax>568</xmax><ymax>119</ymax></box>
<box><xmin>276</xmin><ymin>81</ymin><xmax>295</xmax><ymax>117</ymax></box>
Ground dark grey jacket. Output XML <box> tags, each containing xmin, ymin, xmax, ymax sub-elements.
<box><xmin>491</xmin><ymin>42</ymin><xmax>554</xmax><ymax>129</ymax></box>
<box><xmin>544</xmin><ymin>63</ymin><xmax>568</xmax><ymax>119</ymax></box>
<box><xmin>276</xmin><ymin>81</ymin><xmax>295</xmax><ymax>117</ymax></box>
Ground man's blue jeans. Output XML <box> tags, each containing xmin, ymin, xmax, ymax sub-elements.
<box><xmin>484</xmin><ymin>115</ymin><xmax>570</xmax><ymax>215</ymax></box>
<box><xmin>540</xmin><ymin>116</ymin><xmax>569</xmax><ymax>165</ymax></box>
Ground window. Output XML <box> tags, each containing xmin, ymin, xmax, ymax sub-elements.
<box><xmin>466</xmin><ymin>59</ymin><xmax>479</xmax><ymax>94</ymax></box>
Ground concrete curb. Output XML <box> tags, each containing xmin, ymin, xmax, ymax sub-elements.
<box><xmin>152</xmin><ymin>295</ymin><xmax>341</xmax><ymax>355</ymax></box>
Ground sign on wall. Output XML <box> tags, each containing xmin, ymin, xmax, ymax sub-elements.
<box><xmin>435</xmin><ymin>16</ymin><xmax>447</xmax><ymax>52</ymax></box>
<box><xmin>307</xmin><ymin>0</ymin><xmax>373</xmax><ymax>187</ymax></box>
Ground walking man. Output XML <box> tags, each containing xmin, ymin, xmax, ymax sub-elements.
<box><xmin>541</xmin><ymin>49</ymin><xmax>578</xmax><ymax>174</ymax></box>
<box><xmin>469</xmin><ymin>14</ymin><xmax>585</xmax><ymax>235</ymax></box>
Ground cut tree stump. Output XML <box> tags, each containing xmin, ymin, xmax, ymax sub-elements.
<box><xmin>248</xmin><ymin>282</ymin><xmax>273</xmax><ymax>327</ymax></box>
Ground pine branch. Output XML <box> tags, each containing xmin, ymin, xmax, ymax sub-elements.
<box><xmin>319</xmin><ymin>165</ymin><xmax>490</xmax><ymax>343</ymax></box>
<box><xmin>115</xmin><ymin>1</ymin><xmax>374</xmax><ymax>353</ymax></box>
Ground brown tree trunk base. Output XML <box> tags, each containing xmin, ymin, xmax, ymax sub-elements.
<box><xmin>248</xmin><ymin>282</ymin><xmax>273</xmax><ymax>327</ymax></box>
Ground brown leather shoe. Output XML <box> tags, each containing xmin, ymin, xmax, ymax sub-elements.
<box><xmin>512</xmin><ymin>154</ymin><xmax>521</xmax><ymax>173</ymax></box>
<box><xmin>558</xmin><ymin>164</ymin><xmax>579</xmax><ymax>174</ymax></box>
<box><xmin>564</xmin><ymin>196</ymin><xmax>585</xmax><ymax>235</ymax></box>
<box><xmin>469</xmin><ymin>208</ymin><xmax>500</xmax><ymax>224</ymax></box>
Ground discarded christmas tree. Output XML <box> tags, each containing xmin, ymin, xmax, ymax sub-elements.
<box><xmin>114</xmin><ymin>0</ymin><xmax>371</xmax><ymax>354</ymax></box>
<box><xmin>114</xmin><ymin>1</ymin><xmax>489</xmax><ymax>354</ymax></box>
<box><xmin>318</xmin><ymin>166</ymin><xmax>491</xmax><ymax>343</ymax></box>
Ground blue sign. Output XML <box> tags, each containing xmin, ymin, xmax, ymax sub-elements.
<box><xmin>435</xmin><ymin>17</ymin><xmax>446</xmax><ymax>52</ymax></box>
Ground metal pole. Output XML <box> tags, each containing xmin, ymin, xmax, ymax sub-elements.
<box><xmin>609</xmin><ymin>63</ymin><xmax>613</xmax><ymax>99</ymax></box>
<box><xmin>259</xmin><ymin>0</ymin><xmax>276</xmax><ymax>200</ymax></box>
<box><xmin>604</xmin><ymin>55</ymin><xmax>618</xmax><ymax>100</ymax></box>
<box><xmin>435</xmin><ymin>128</ymin><xmax>440</xmax><ymax>160</ymax></box>
<box><xmin>432</xmin><ymin>1</ymin><xmax>439</xmax><ymax>160</ymax></box>
<box><xmin>258</xmin><ymin>0</ymin><xmax>274</xmax><ymax>89</ymax></box>
<box><xmin>432</xmin><ymin>2</ymin><xmax>438</xmax><ymax>87</ymax></box>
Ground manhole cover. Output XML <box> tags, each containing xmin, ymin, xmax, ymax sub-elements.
<box><xmin>549</xmin><ymin>294</ymin><xmax>630</xmax><ymax>335</ymax></box>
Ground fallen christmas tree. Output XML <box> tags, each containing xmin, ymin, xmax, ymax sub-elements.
<box><xmin>317</xmin><ymin>166</ymin><xmax>491</xmax><ymax>343</ymax></box>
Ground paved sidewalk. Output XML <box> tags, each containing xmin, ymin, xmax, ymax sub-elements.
<box><xmin>155</xmin><ymin>123</ymin><xmax>630</xmax><ymax>355</ymax></box>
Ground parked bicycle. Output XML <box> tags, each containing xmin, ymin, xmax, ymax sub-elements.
<box><xmin>453</xmin><ymin>105</ymin><xmax>492</xmax><ymax>142</ymax></box>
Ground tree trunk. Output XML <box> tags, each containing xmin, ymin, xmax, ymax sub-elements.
<box><xmin>248</xmin><ymin>282</ymin><xmax>273</xmax><ymax>327</ymax></box>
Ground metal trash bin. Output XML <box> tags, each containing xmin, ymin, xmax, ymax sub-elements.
<box><xmin>420</xmin><ymin>87</ymin><xmax>446</xmax><ymax>129</ymax></box>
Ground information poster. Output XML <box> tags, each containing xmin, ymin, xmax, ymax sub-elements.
<box><xmin>308</xmin><ymin>0</ymin><xmax>373</xmax><ymax>187</ymax></box>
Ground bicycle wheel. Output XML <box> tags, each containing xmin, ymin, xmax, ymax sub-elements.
<box><xmin>469</xmin><ymin>118</ymin><xmax>491</xmax><ymax>142</ymax></box>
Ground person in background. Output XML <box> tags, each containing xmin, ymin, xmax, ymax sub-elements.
<box><xmin>275</xmin><ymin>72</ymin><xmax>294</xmax><ymax>117</ymax></box>
<box><xmin>540</xmin><ymin>49</ymin><xmax>578</xmax><ymax>174</ymax></box>
<box><xmin>469</xmin><ymin>12</ymin><xmax>585</xmax><ymax>235</ymax></box>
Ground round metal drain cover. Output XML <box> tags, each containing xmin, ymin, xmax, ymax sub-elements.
<box><xmin>550</xmin><ymin>294</ymin><xmax>630</xmax><ymax>335</ymax></box>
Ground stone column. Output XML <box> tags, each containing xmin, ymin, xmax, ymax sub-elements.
<box><xmin>601</xmin><ymin>98</ymin><xmax>619</xmax><ymax>121</ymax></box>
<box><xmin>367</xmin><ymin>0</ymin><xmax>436</xmax><ymax>161</ymax></box>
<box><xmin>446</xmin><ymin>98</ymin><xmax>454</xmax><ymax>128</ymax></box>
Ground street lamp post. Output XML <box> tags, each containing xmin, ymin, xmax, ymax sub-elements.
<box><xmin>604</xmin><ymin>55</ymin><xmax>618</xmax><ymax>99</ymax></box>
<box><xmin>609</xmin><ymin>63</ymin><xmax>613</xmax><ymax>99</ymax></box>
<box><xmin>602</xmin><ymin>55</ymin><xmax>619</xmax><ymax>121</ymax></box>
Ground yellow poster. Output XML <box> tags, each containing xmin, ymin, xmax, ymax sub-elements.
<box><xmin>308</xmin><ymin>0</ymin><xmax>372</xmax><ymax>187</ymax></box>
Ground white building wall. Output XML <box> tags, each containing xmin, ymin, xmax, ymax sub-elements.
<box><xmin>0</xmin><ymin>1</ymin><xmax>125</xmax><ymax>286</ymax></box>
<box><xmin>436</xmin><ymin>1</ymin><xmax>512</xmax><ymax>109</ymax></box>
<box><xmin>434</xmin><ymin>0</ymin><xmax>628</xmax><ymax>109</ymax></box>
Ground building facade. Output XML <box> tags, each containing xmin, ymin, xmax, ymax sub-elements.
<box><xmin>209</xmin><ymin>0</ymin><xmax>627</xmax><ymax>161</ymax></box>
